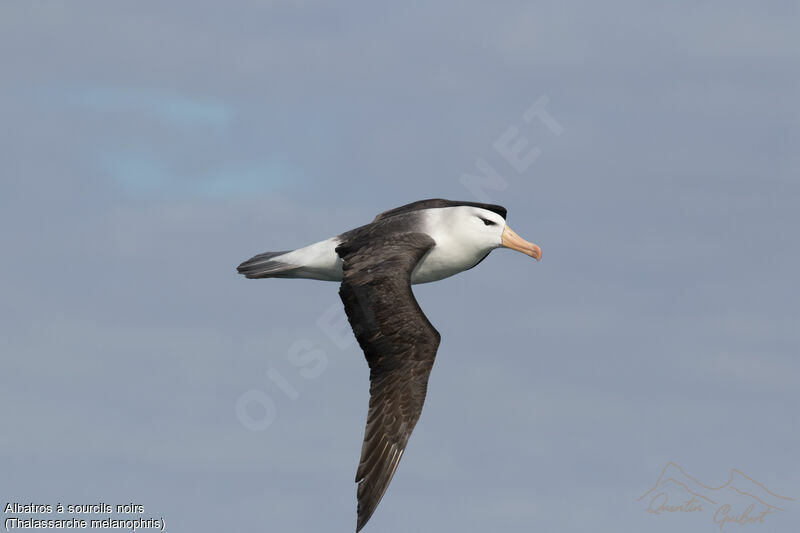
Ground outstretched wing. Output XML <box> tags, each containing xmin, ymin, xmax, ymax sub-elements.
<box><xmin>336</xmin><ymin>232</ymin><xmax>440</xmax><ymax>532</ymax></box>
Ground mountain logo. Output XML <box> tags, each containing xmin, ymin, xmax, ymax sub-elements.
<box><xmin>638</xmin><ymin>462</ymin><xmax>794</xmax><ymax>530</ymax></box>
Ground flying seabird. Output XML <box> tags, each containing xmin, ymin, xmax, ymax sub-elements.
<box><xmin>236</xmin><ymin>199</ymin><xmax>541</xmax><ymax>531</ymax></box>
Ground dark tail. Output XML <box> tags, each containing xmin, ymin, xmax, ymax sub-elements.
<box><xmin>236</xmin><ymin>250</ymin><xmax>299</xmax><ymax>279</ymax></box>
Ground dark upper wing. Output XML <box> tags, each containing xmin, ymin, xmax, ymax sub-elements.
<box><xmin>373</xmin><ymin>198</ymin><xmax>507</xmax><ymax>222</ymax></box>
<box><xmin>336</xmin><ymin>232</ymin><xmax>439</xmax><ymax>532</ymax></box>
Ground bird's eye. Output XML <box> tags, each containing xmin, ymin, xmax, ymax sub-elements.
<box><xmin>479</xmin><ymin>217</ymin><xmax>496</xmax><ymax>226</ymax></box>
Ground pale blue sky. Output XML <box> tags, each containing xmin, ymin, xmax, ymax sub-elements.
<box><xmin>1</xmin><ymin>1</ymin><xmax>798</xmax><ymax>532</ymax></box>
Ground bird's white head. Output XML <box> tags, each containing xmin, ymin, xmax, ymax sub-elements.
<box><xmin>441</xmin><ymin>206</ymin><xmax>542</xmax><ymax>261</ymax></box>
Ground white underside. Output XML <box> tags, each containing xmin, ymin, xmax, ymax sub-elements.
<box><xmin>275</xmin><ymin>235</ymin><xmax>491</xmax><ymax>284</ymax></box>
<box><xmin>273</xmin><ymin>208</ymin><xmax>501</xmax><ymax>284</ymax></box>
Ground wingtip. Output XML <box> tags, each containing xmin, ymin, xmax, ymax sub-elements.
<box><xmin>356</xmin><ymin>499</ymin><xmax>373</xmax><ymax>532</ymax></box>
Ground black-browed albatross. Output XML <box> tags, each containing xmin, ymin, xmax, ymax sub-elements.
<box><xmin>236</xmin><ymin>199</ymin><xmax>541</xmax><ymax>531</ymax></box>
